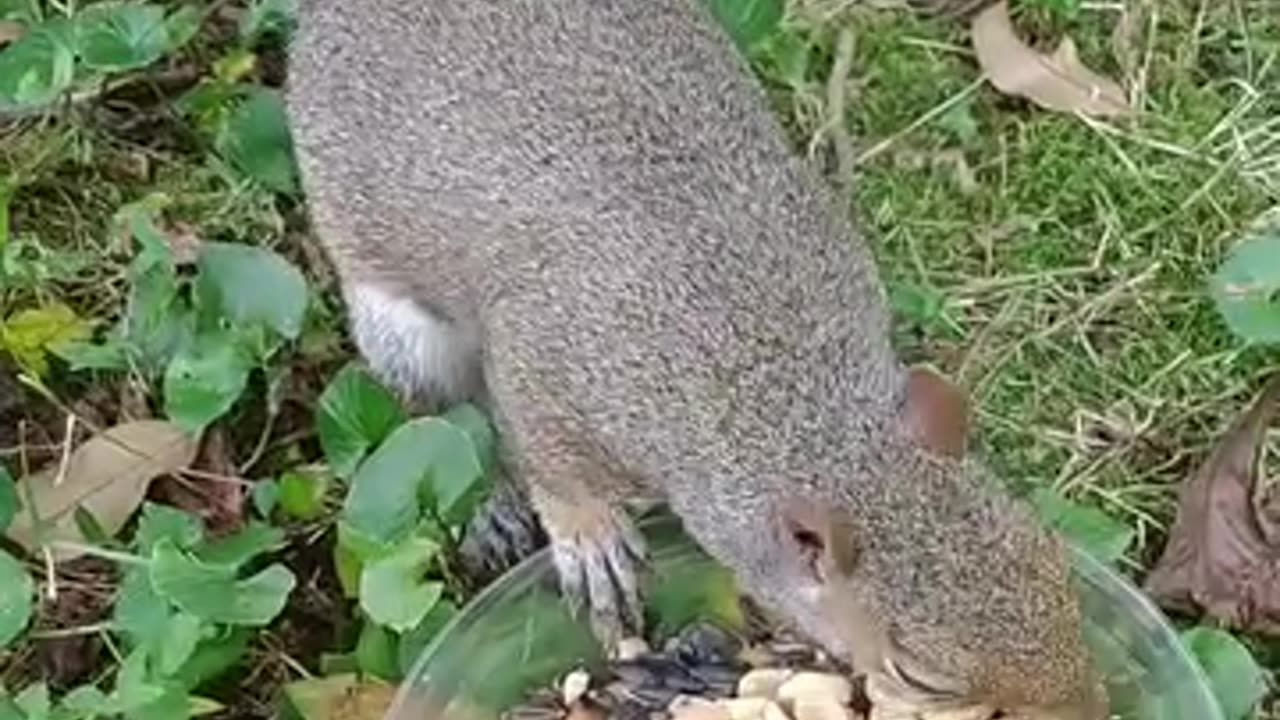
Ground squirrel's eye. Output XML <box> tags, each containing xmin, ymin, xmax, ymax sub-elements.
<box><xmin>792</xmin><ymin>527</ymin><xmax>824</xmax><ymax>554</ymax></box>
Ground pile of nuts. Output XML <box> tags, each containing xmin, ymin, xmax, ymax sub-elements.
<box><xmin>503</xmin><ymin>623</ymin><xmax>870</xmax><ymax>720</ymax></box>
<box><xmin>667</xmin><ymin>669</ymin><xmax>860</xmax><ymax>720</ymax></box>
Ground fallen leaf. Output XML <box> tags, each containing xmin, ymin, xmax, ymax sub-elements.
<box><xmin>1144</xmin><ymin>374</ymin><xmax>1280</xmax><ymax>634</ymax></box>
<box><xmin>970</xmin><ymin>1</ymin><xmax>1131</xmax><ymax>118</ymax></box>
<box><xmin>154</xmin><ymin>426</ymin><xmax>244</xmax><ymax>534</ymax></box>
<box><xmin>281</xmin><ymin>674</ymin><xmax>396</xmax><ymax>720</ymax></box>
<box><xmin>0</xmin><ymin>20</ymin><xmax>23</xmax><ymax>44</ymax></box>
<box><xmin>5</xmin><ymin>421</ymin><xmax>200</xmax><ymax>559</ymax></box>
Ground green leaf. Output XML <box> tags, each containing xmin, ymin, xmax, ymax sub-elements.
<box><xmin>134</xmin><ymin>502</ymin><xmax>204</xmax><ymax>554</ymax></box>
<box><xmin>333</xmin><ymin>537</ymin><xmax>362</xmax><ymax>599</ymax></box>
<box><xmin>75</xmin><ymin>3</ymin><xmax>171</xmax><ymax>71</ymax></box>
<box><xmin>397</xmin><ymin>599</ymin><xmax>457</xmax><ymax>676</ymax></box>
<box><xmin>1211</xmin><ymin>229</ymin><xmax>1280</xmax><ymax>344</ymax></box>
<box><xmin>62</xmin><ymin>685</ymin><xmax>110</xmax><ymax>715</ymax></box>
<box><xmin>341</xmin><ymin>416</ymin><xmax>490</xmax><ymax>552</ymax></box>
<box><xmin>196</xmin><ymin>242</ymin><xmax>308</xmax><ymax>340</ymax></box>
<box><xmin>121</xmin><ymin>229</ymin><xmax>192</xmax><ymax>376</ymax></box>
<box><xmin>14</xmin><ymin>683</ymin><xmax>48</xmax><ymax>717</ymax></box>
<box><xmin>355</xmin><ymin>620</ymin><xmax>400</xmax><ymax>682</ymax></box>
<box><xmin>704</xmin><ymin>0</ymin><xmax>782</xmax><ymax>52</ymax></box>
<box><xmin>114</xmin><ymin>566</ymin><xmax>171</xmax><ymax>650</ymax></box>
<box><xmin>195</xmin><ymin>521</ymin><xmax>285</xmax><ymax>568</ymax></box>
<box><xmin>239</xmin><ymin>0</ymin><xmax>296</xmax><ymax>43</ymax></box>
<box><xmin>0</xmin><ymin>548</ymin><xmax>33</xmax><ymax>647</ymax></box>
<box><xmin>1030</xmin><ymin>488</ymin><xmax>1133</xmax><ymax>564</ymax></box>
<box><xmin>162</xmin><ymin>6</ymin><xmax>202</xmax><ymax>50</ymax></box>
<box><xmin>0</xmin><ymin>0</ymin><xmax>39</xmax><ymax>24</ymax></box>
<box><xmin>357</xmin><ymin>537</ymin><xmax>443</xmax><ymax>632</ymax></box>
<box><xmin>150</xmin><ymin>539</ymin><xmax>295</xmax><ymax>626</ymax></box>
<box><xmin>0</xmin><ymin>466</ymin><xmax>17</xmax><ymax>533</ymax></box>
<box><xmin>163</xmin><ymin>329</ymin><xmax>253</xmax><ymax>432</ymax></box>
<box><xmin>157</xmin><ymin>612</ymin><xmax>205</xmax><ymax>675</ymax></box>
<box><xmin>251</xmin><ymin>479</ymin><xmax>279</xmax><ymax>518</ymax></box>
<box><xmin>1</xmin><ymin>301</ymin><xmax>93</xmax><ymax>377</ymax></box>
<box><xmin>1180</xmin><ymin>627</ymin><xmax>1266</xmax><ymax>720</ymax></box>
<box><xmin>54</xmin><ymin>338</ymin><xmax>131</xmax><ymax>371</ymax></box>
<box><xmin>0</xmin><ymin>18</ymin><xmax>74</xmax><ymax>107</ymax></box>
<box><xmin>278</xmin><ymin>468</ymin><xmax>329</xmax><ymax>521</ymax></box>
<box><xmin>110</xmin><ymin>648</ymin><xmax>165</xmax><ymax>712</ymax></box>
<box><xmin>216</xmin><ymin>88</ymin><xmax>298</xmax><ymax>195</ymax></box>
<box><xmin>170</xmin><ymin>627</ymin><xmax>250</xmax><ymax>691</ymax></box>
<box><xmin>316</xmin><ymin>365</ymin><xmax>406</xmax><ymax>478</ymax></box>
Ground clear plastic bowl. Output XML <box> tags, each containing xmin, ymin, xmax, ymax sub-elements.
<box><xmin>385</xmin><ymin>514</ymin><xmax>1221</xmax><ymax>720</ymax></box>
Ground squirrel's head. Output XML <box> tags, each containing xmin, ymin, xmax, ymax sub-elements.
<box><xmin>756</xmin><ymin>367</ymin><xmax>1108</xmax><ymax>720</ymax></box>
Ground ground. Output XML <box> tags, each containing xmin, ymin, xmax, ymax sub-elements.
<box><xmin>0</xmin><ymin>0</ymin><xmax>1277</xmax><ymax>718</ymax></box>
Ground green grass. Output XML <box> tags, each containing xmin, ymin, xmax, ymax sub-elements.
<box><xmin>824</xmin><ymin>3</ymin><xmax>1280</xmax><ymax>567</ymax></box>
<box><xmin>1</xmin><ymin>0</ymin><xmax>1279</xmax><ymax>717</ymax></box>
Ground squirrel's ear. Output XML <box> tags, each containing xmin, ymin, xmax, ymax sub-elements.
<box><xmin>902</xmin><ymin>366</ymin><xmax>969</xmax><ymax>459</ymax></box>
<box><xmin>780</xmin><ymin>497</ymin><xmax>858</xmax><ymax>581</ymax></box>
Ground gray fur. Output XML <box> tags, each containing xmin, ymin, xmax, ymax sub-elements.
<box><xmin>287</xmin><ymin>0</ymin><xmax>1100</xmax><ymax>716</ymax></box>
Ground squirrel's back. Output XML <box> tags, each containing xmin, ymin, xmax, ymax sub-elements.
<box><xmin>288</xmin><ymin>0</ymin><xmax>903</xmax><ymax>439</ymax></box>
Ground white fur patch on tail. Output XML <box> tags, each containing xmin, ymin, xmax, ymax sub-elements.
<box><xmin>346</xmin><ymin>284</ymin><xmax>481</xmax><ymax>404</ymax></box>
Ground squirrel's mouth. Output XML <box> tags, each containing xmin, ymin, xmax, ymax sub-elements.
<box><xmin>863</xmin><ymin>656</ymin><xmax>992</xmax><ymax>720</ymax></box>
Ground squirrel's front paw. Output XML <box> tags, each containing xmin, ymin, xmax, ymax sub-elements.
<box><xmin>547</xmin><ymin>508</ymin><xmax>647</xmax><ymax>649</ymax></box>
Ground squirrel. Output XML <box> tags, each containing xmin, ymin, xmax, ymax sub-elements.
<box><xmin>286</xmin><ymin>0</ymin><xmax>1104</xmax><ymax>718</ymax></box>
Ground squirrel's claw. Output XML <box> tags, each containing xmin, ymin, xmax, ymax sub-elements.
<box><xmin>550</xmin><ymin>511</ymin><xmax>647</xmax><ymax>649</ymax></box>
<box><xmin>458</xmin><ymin>477</ymin><xmax>548</xmax><ymax>583</ymax></box>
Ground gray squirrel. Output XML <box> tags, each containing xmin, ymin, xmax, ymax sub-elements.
<box><xmin>286</xmin><ymin>0</ymin><xmax>1104</xmax><ymax>717</ymax></box>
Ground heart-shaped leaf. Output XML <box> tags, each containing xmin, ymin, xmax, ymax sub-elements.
<box><xmin>75</xmin><ymin>3</ymin><xmax>171</xmax><ymax>71</ymax></box>
<box><xmin>195</xmin><ymin>521</ymin><xmax>285</xmax><ymax>568</ymax></box>
<box><xmin>0</xmin><ymin>548</ymin><xmax>33</xmax><ymax>647</ymax></box>
<box><xmin>1180</xmin><ymin>627</ymin><xmax>1266</xmax><ymax>720</ymax></box>
<box><xmin>216</xmin><ymin>88</ymin><xmax>298</xmax><ymax>195</ymax></box>
<box><xmin>397</xmin><ymin>599</ymin><xmax>457</xmax><ymax>676</ymax></box>
<box><xmin>163</xmin><ymin>329</ymin><xmax>253</xmax><ymax>432</ymax></box>
<box><xmin>133</xmin><ymin>502</ymin><xmax>204</xmax><ymax>554</ymax></box>
<box><xmin>5</xmin><ymin>421</ymin><xmax>199</xmax><ymax>559</ymax></box>
<box><xmin>157</xmin><ymin>612</ymin><xmax>206</xmax><ymax>675</ymax></box>
<box><xmin>358</xmin><ymin>537</ymin><xmax>443</xmax><ymax>632</ymax></box>
<box><xmin>316</xmin><ymin>365</ymin><xmax>405</xmax><ymax>478</ymax></box>
<box><xmin>150</xmin><ymin>539</ymin><xmax>295</xmax><ymax>626</ymax></box>
<box><xmin>341</xmin><ymin>415</ymin><xmax>490</xmax><ymax>553</ymax></box>
<box><xmin>1211</xmin><ymin>229</ymin><xmax>1280</xmax><ymax>344</ymax></box>
<box><xmin>0</xmin><ymin>19</ymin><xmax>74</xmax><ymax>107</ymax></box>
<box><xmin>239</xmin><ymin>0</ymin><xmax>297</xmax><ymax>43</ymax></box>
<box><xmin>355</xmin><ymin>621</ymin><xmax>400</xmax><ymax>682</ymax></box>
<box><xmin>196</xmin><ymin>241</ymin><xmax>308</xmax><ymax>341</ymax></box>
<box><xmin>1031</xmin><ymin>488</ymin><xmax>1133</xmax><ymax>564</ymax></box>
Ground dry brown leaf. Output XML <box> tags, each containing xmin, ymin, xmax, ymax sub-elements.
<box><xmin>154</xmin><ymin>426</ymin><xmax>244</xmax><ymax>534</ymax></box>
<box><xmin>970</xmin><ymin>1</ymin><xmax>1131</xmax><ymax>118</ymax></box>
<box><xmin>6</xmin><ymin>420</ymin><xmax>199</xmax><ymax>559</ymax></box>
<box><xmin>1143</xmin><ymin>375</ymin><xmax>1280</xmax><ymax>634</ymax></box>
<box><xmin>283</xmin><ymin>674</ymin><xmax>396</xmax><ymax>720</ymax></box>
<box><xmin>0</xmin><ymin>20</ymin><xmax>23</xmax><ymax>45</ymax></box>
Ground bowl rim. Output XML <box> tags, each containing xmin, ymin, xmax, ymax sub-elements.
<box><xmin>389</xmin><ymin>519</ymin><xmax>1224</xmax><ymax>720</ymax></box>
